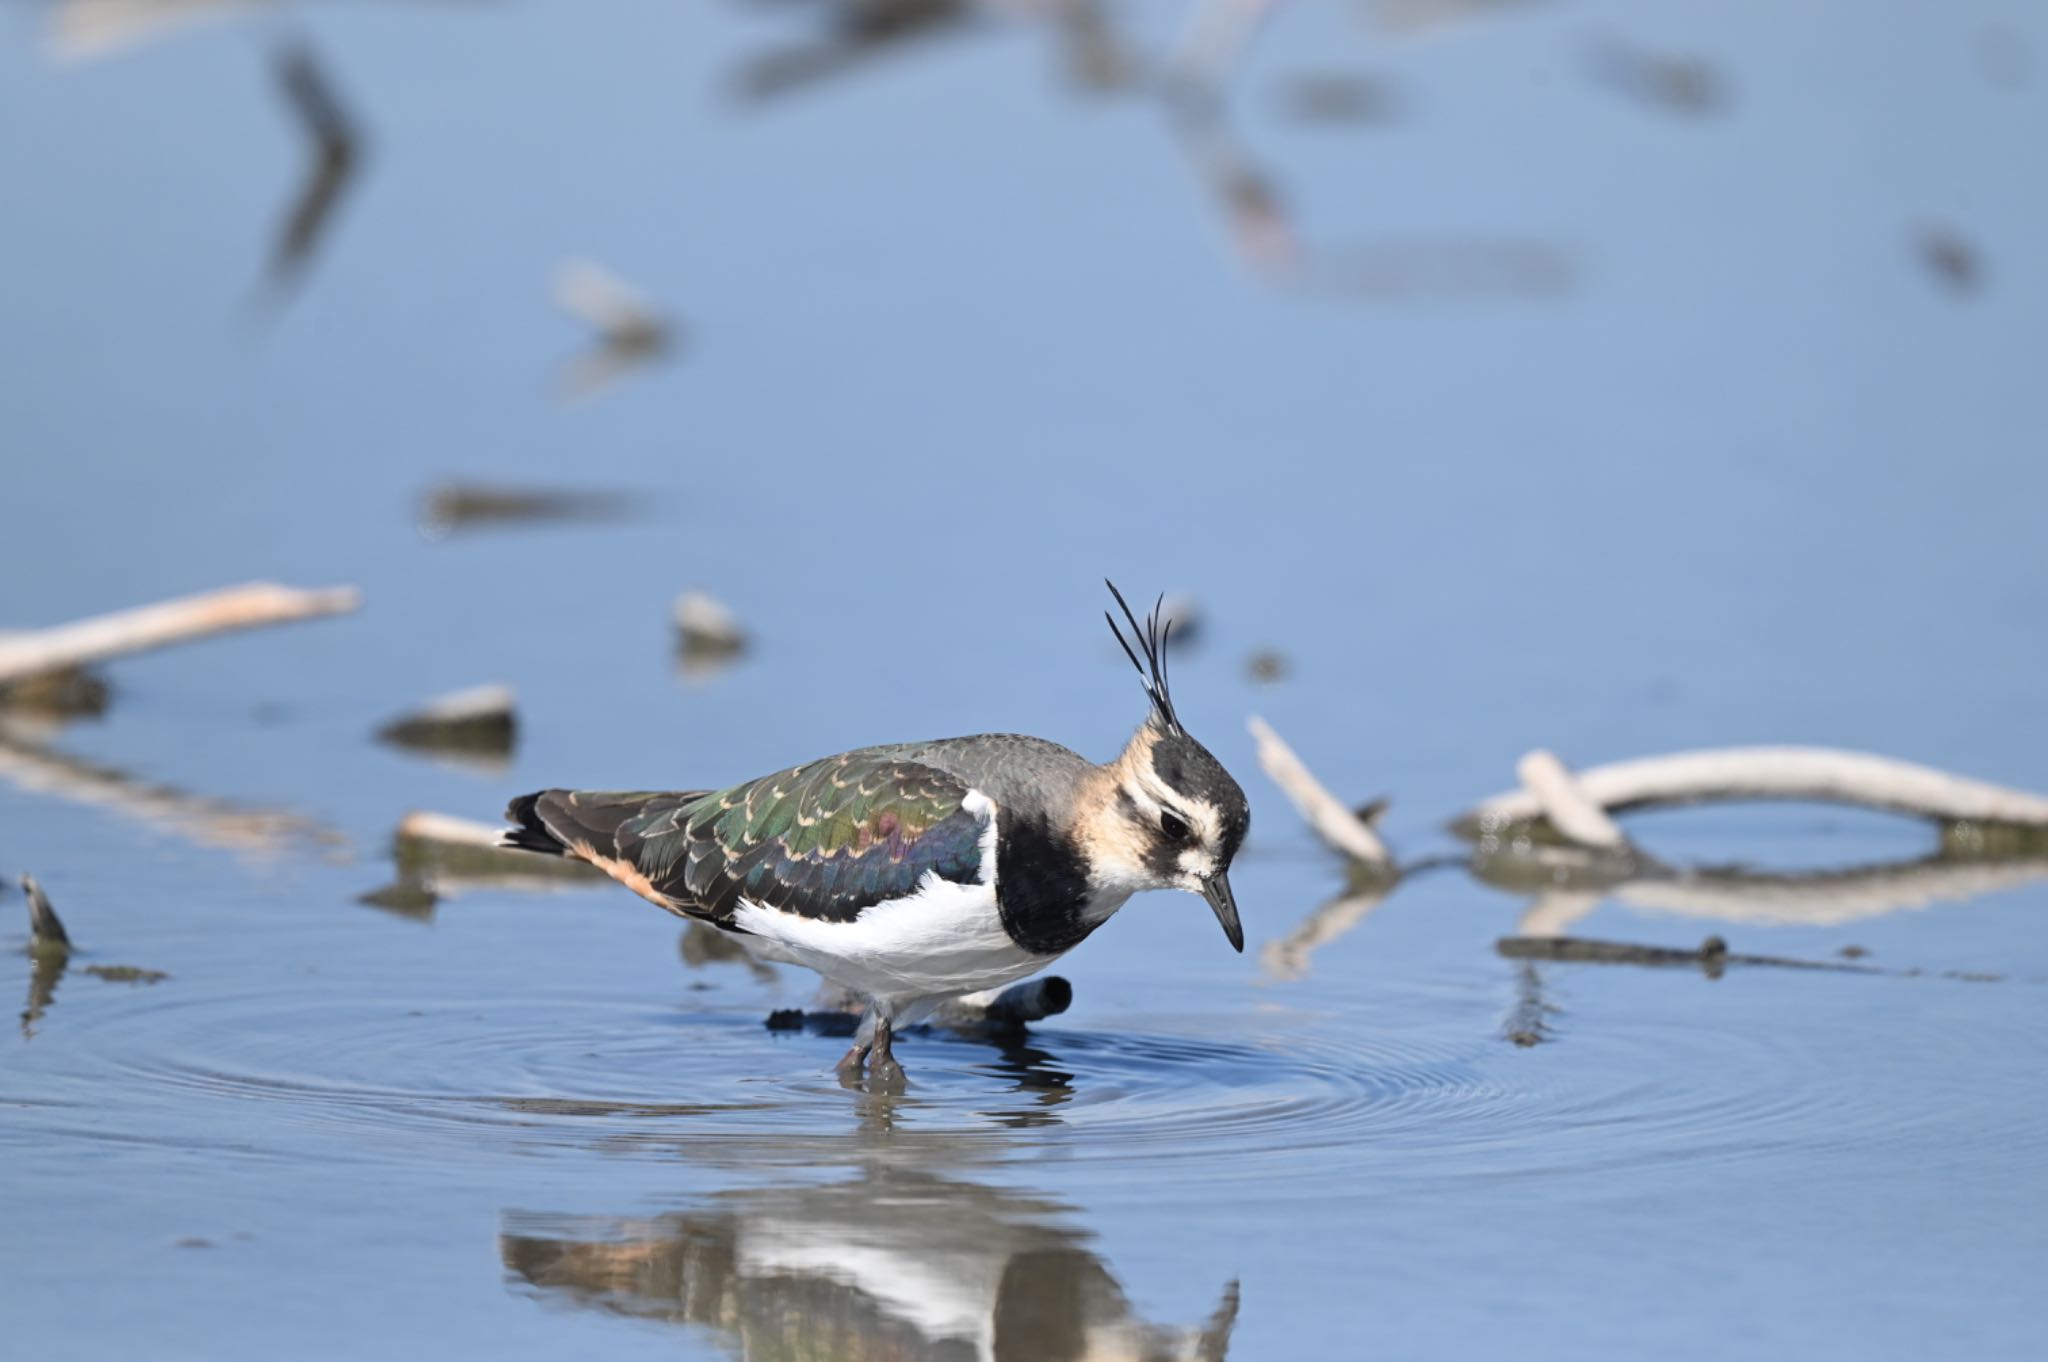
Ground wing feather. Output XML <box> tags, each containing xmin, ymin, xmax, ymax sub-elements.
<box><xmin>607</xmin><ymin>753</ymin><xmax>990</xmax><ymax>926</ymax></box>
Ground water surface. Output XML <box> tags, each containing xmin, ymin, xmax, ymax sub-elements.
<box><xmin>2</xmin><ymin>2</ymin><xmax>2045</xmax><ymax>1359</ymax></box>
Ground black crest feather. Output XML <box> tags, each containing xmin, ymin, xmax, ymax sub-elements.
<box><xmin>1104</xmin><ymin>580</ymin><xmax>1182</xmax><ymax>734</ymax></box>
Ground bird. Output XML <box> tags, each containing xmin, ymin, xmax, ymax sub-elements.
<box><xmin>499</xmin><ymin>583</ymin><xmax>1251</xmax><ymax>1087</ymax></box>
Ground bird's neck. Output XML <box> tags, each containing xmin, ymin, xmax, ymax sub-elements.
<box><xmin>1067</xmin><ymin>727</ymin><xmax>1168</xmax><ymax>900</ymax></box>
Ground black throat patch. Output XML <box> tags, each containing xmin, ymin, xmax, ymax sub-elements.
<box><xmin>994</xmin><ymin>806</ymin><xmax>1098</xmax><ymax>956</ymax></box>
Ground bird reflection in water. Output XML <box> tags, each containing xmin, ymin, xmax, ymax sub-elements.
<box><xmin>502</xmin><ymin>1165</ymin><xmax>1239</xmax><ymax>1361</ymax></box>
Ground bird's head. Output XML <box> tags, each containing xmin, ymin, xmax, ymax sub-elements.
<box><xmin>1078</xmin><ymin>583</ymin><xmax>1251</xmax><ymax>951</ymax></box>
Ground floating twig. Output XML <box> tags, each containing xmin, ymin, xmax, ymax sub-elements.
<box><xmin>419</xmin><ymin>482</ymin><xmax>632</xmax><ymax>535</ymax></box>
<box><xmin>1498</xmin><ymin>933</ymin><xmax>1921</xmax><ymax>979</ymax></box>
<box><xmin>1246</xmin><ymin>716</ymin><xmax>1394</xmax><ymax>870</ymax></box>
<box><xmin>0</xmin><ymin>582</ymin><xmax>359</xmax><ymax>691</ymax></box>
<box><xmin>1455</xmin><ymin>746</ymin><xmax>2048</xmax><ymax>836</ymax></box>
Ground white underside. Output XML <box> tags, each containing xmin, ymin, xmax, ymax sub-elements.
<box><xmin>726</xmin><ymin>788</ymin><xmax>1082</xmax><ymax>1016</ymax></box>
<box><xmin>732</xmin><ymin>875</ymin><xmax>1050</xmax><ymax>1015</ymax></box>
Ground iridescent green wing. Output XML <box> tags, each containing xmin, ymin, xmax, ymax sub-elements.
<box><xmin>616</xmin><ymin>752</ymin><xmax>989</xmax><ymax>924</ymax></box>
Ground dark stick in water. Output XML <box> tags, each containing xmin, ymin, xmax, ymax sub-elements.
<box><xmin>21</xmin><ymin>874</ymin><xmax>70</xmax><ymax>952</ymax></box>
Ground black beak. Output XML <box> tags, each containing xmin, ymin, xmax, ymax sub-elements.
<box><xmin>1201</xmin><ymin>872</ymin><xmax>1244</xmax><ymax>953</ymax></box>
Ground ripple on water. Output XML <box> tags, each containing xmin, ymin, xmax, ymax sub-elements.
<box><xmin>3</xmin><ymin>972</ymin><xmax>2038</xmax><ymax>1195</ymax></box>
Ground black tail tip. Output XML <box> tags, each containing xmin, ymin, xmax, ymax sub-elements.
<box><xmin>501</xmin><ymin>791</ymin><xmax>565</xmax><ymax>855</ymax></box>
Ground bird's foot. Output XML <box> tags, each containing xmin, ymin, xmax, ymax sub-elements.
<box><xmin>864</xmin><ymin>1015</ymin><xmax>907</xmax><ymax>1092</ymax></box>
<box><xmin>832</xmin><ymin>1013</ymin><xmax>908</xmax><ymax>1092</ymax></box>
<box><xmin>834</xmin><ymin>1040</ymin><xmax>871</xmax><ymax>1082</ymax></box>
<box><xmin>865</xmin><ymin>1053</ymin><xmax>907</xmax><ymax>1095</ymax></box>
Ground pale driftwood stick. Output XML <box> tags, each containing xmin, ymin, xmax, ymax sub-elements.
<box><xmin>45</xmin><ymin>0</ymin><xmax>262</xmax><ymax>63</ymax></box>
<box><xmin>0</xmin><ymin>582</ymin><xmax>359</xmax><ymax>688</ymax></box>
<box><xmin>1246</xmin><ymin>716</ymin><xmax>1393</xmax><ymax>868</ymax></box>
<box><xmin>1515</xmin><ymin>750</ymin><xmax>1629</xmax><ymax>851</ymax></box>
<box><xmin>0</xmin><ymin>724</ymin><xmax>342</xmax><ymax>854</ymax></box>
<box><xmin>399</xmin><ymin>811</ymin><xmax>506</xmax><ymax>849</ymax></box>
<box><xmin>1457</xmin><ymin>746</ymin><xmax>2048</xmax><ymax>833</ymax></box>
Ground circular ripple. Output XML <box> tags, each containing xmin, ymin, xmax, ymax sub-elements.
<box><xmin>6</xmin><ymin>969</ymin><xmax>2041</xmax><ymax>1197</ymax></box>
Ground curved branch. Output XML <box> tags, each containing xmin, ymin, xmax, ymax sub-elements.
<box><xmin>1455</xmin><ymin>746</ymin><xmax>2048</xmax><ymax>835</ymax></box>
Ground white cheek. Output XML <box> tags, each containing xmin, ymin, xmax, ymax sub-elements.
<box><xmin>1176</xmin><ymin>849</ymin><xmax>1217</xmax><ymax>879</ymax></box>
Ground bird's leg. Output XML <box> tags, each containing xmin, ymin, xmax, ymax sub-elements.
<box><xmin>835</xmin><ymin>1036</ymin><xmax>871</xmax><ymax>1080</ymax></box>
<box><xmin>835</xmin><ymin>1007</ymin><xmax>881</xmax><ymax>1082</ymax></box>
<box><xmin>866</xmin><ymin>1013</ymin><xmax>906</xmax><ymax>1093</ymax></box>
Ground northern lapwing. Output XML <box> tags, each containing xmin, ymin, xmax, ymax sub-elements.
<box><xmin>501</xmin><ymin>583</ymin><xmax>1250</xmax><ymax>1085</ymax></box>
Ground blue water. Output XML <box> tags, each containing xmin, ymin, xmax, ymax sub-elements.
<box><xmin>2</xmin><ymin>2</ymin><xmax>2045</xmax><ymax>1359</ymax></box>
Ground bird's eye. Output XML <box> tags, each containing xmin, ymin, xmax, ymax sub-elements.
<box><xmin>1160</xmin><ymin>810</ymin><xmax>1191</xmax><ymax>842</ymax></box>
